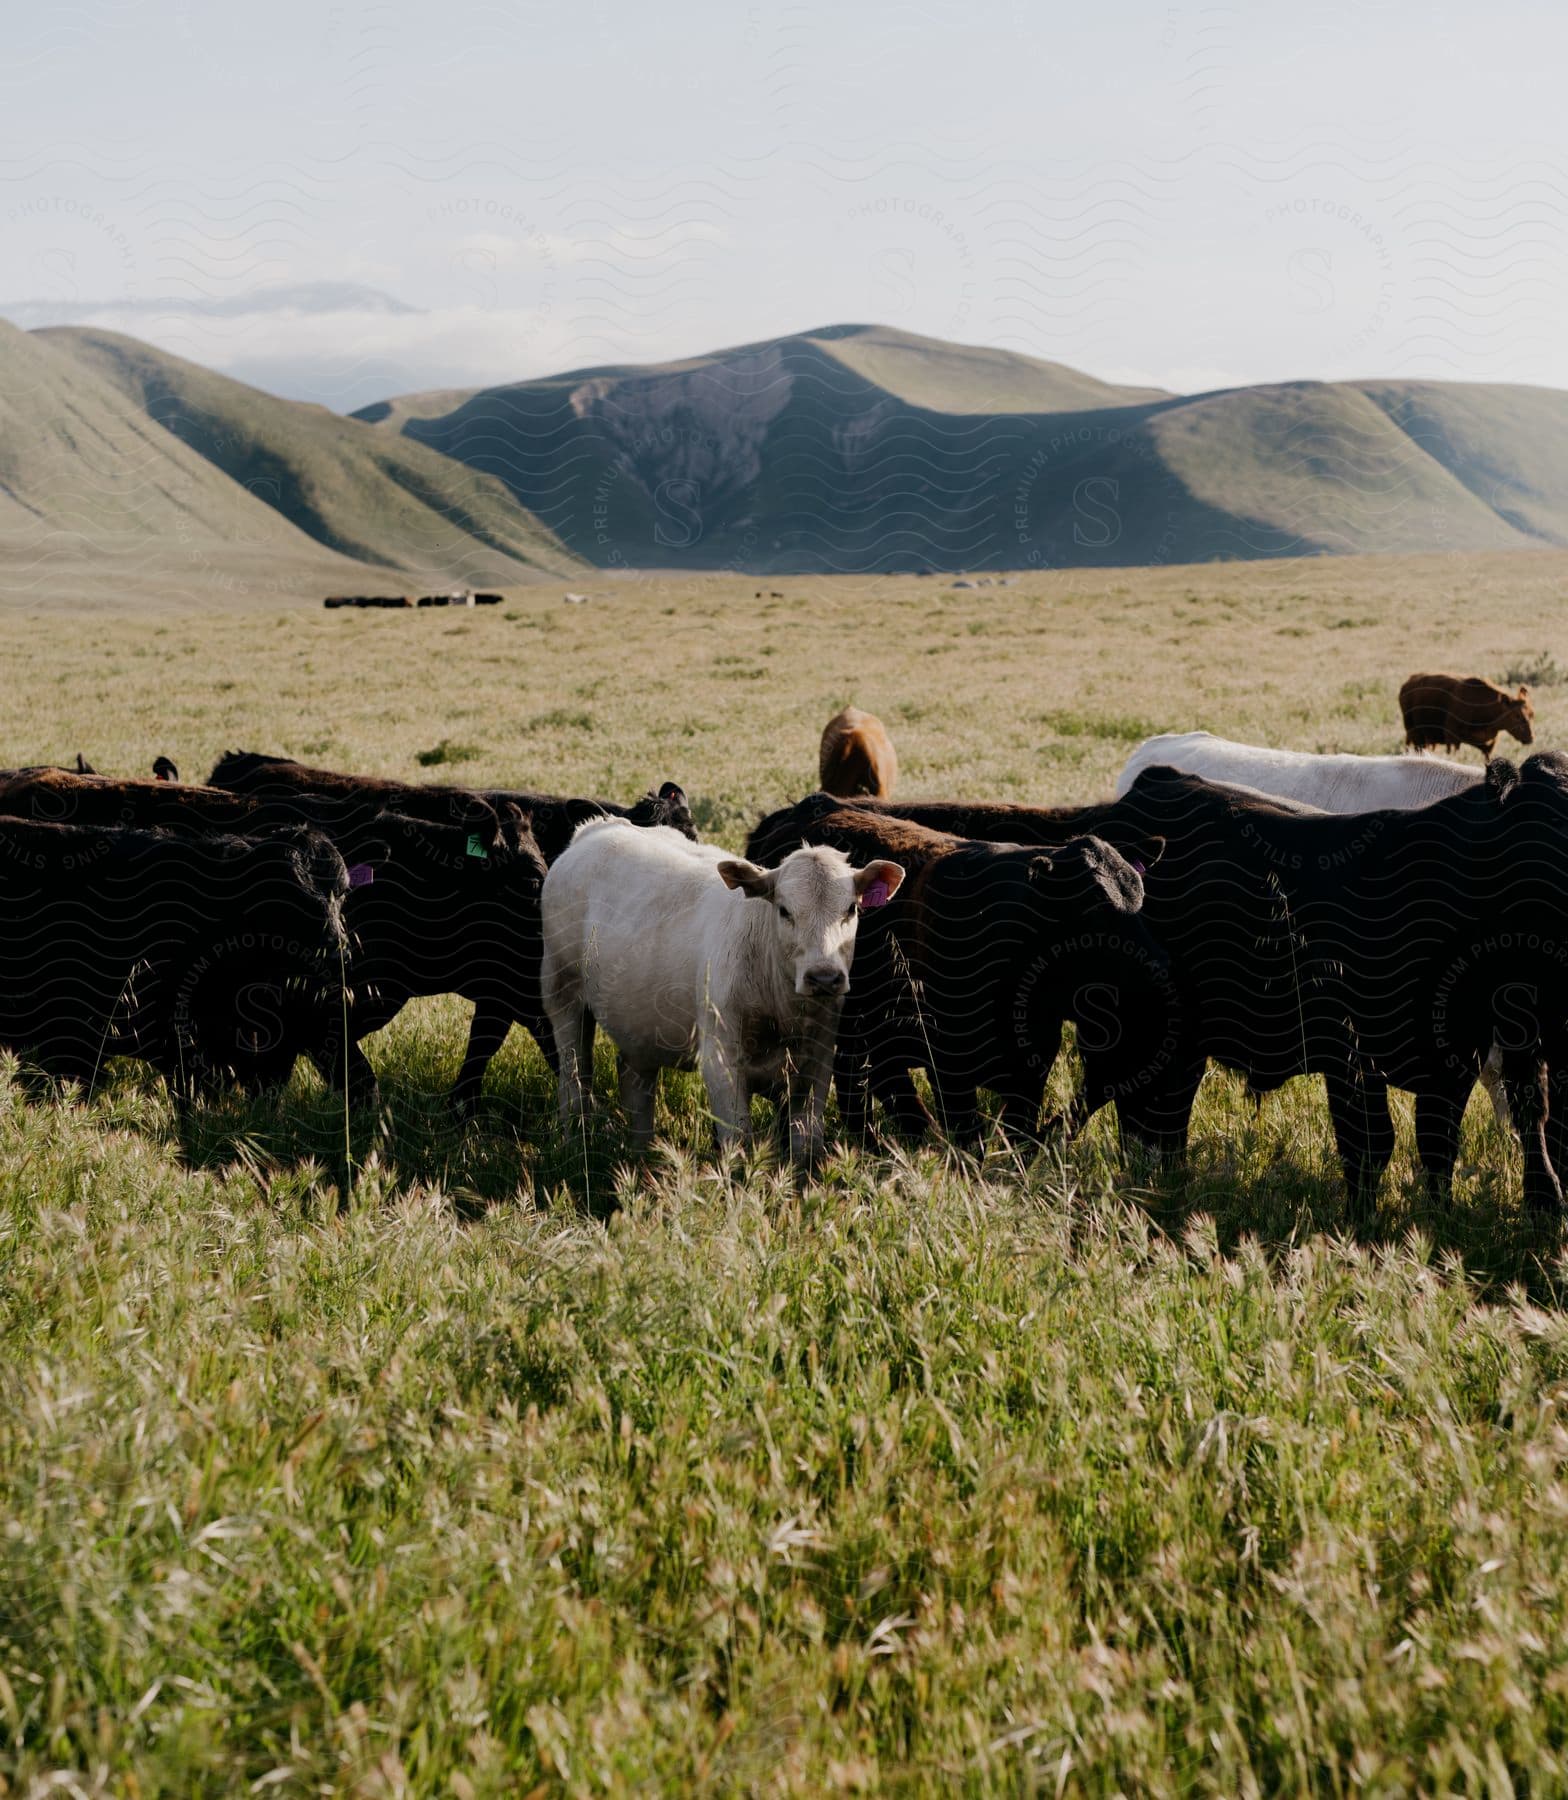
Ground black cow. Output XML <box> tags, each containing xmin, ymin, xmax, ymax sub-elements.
<box><xmin>746</xmin><ymin>803</ymin><xmax>1168</xmax><ymax>1147</ymax></box>
<box><xmin>206</xmin><ymin>751</ymin><xmax>695</xmax><ymax>861</ymax></box>
<box><xmin>316</xmin><ymin>807</ymin><xmax>548</xmax><ymax>1107</ymax></box>
<box><xmin>206</xmin><ymin>752</ymin><xmax>696</xmax><ymax>1105</ymax></box>
<box><xmin>754</xmin><ymin>762</ymin><xmax>1568</xmax><ymax>1213</ymax></box>
<box><xmin>0</xmin><ymin>818</ymin><xmax>348</xmax><ymax>1096</ymax></box>
<box><xmin>0</xmin><ymin>768</ymin><xmax>549</xmax><ymax>1113</ymax></box>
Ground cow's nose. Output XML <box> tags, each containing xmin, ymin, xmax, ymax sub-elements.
<box><xmin>804</xmin><ymin>965</ymin><xmax>848</xmax><ymax>996</ymax></box>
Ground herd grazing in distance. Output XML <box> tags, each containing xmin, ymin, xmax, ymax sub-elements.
<box><xmin>5</xmin><ymin>664</ymin><xmax>1568</xmax><ymax>1217</ymax></box>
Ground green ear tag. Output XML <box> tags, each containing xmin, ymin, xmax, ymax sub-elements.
<box><xmin>466</xmin><ymin>834</ymin><xmax>488</xmax><ymax>860</ymax></box>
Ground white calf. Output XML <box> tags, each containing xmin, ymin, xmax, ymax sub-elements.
<box><xmin>1116</xmin><ymin>731</ymin><xmax>1483</xmax><ymax>811</ymax></box>
<box><xmin>540</xmin><ymin>820</ymin><xmax>903</xmax><ymax>1166</ymax></box>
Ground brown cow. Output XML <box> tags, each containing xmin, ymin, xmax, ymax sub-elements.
<box><xmin>1399</xmin><ymin>672</ymin><xmax>1534</xmax><ymax>757</ymax></box>
<box><xmin>819</xmin><ymin>706</ymin><xmax>898</xmax><ymax>799</ymax></box>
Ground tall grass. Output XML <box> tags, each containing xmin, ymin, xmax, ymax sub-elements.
<box><xmin>2</xmin><ymin>1039</ymin><xmax>1568</xmax><ymax>1793</ymax></box>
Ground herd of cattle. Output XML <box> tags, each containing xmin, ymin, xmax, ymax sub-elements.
<box><xmin>1</xmin><ymin>666</ymin><xmax>1563</xmax><ymax>1216</ymax></box>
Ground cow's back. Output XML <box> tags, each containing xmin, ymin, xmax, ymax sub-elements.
<box><xmin>1117</xmin><ymin>731</ymin><xmax>1476</xmax><ymax>812</ymax></box>
<box><xmin>820</xmin><ymin>707</ymin><xmax>897</xmax><ymax>799</ymax></box>
<box><xmin>543</xmin><ymin>821</ymin><xmax>730</xmax><ymax>1053</ymax></box>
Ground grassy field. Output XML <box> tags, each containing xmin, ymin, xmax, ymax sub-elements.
<box><xmin>6</xmin><ymin>550</ymin><xmax>1568</xmax><ymax>1793</ymax></box>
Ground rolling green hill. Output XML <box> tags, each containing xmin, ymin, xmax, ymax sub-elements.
<box><xmin>355</xmin><ymin>323</ymin><xmax>1568</xmax><ymax>573</ymax></box>
<box><xmin>0</xmin><ymin>323</ymin><xmax>577</xmax><ymax>600</ymax></box>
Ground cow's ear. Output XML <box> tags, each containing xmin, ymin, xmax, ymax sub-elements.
<box><xmin>854</xmin><ymin>858</ymin><xmax>904</xmax><ymax>899</ymax></box>
<box><xmin>717</xmin><ymin>858</ymin><xmax>776</xmax><ymax>898</ymax></box>
<box><xmin>458</xmin><ymin>807</ymin><xmax>503</xmax><ymax>857</ymax></box>
<box><xmin>1138</xmin><ymin>835</ymin><xmax>1166</xmax><ymax>871</ymax></box>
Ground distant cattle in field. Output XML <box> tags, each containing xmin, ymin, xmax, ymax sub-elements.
<box><xmin>746</xmin><ymin>802</ymin><xmax>1166</xmax><ymax>1146</ymax></box>
<box><xmin>819</xmin><ymin>706</ymin><xmax>897</xmax><ymax>800</ymax></box>
<box><xmin>1400</xmin><ymin>672</ymin><xmax>1534</xmax><ymax>757</ymax></box>
<box><xmin>152</xmin><ymin>756</ymin><xmax>178</xmax><ymax>782</ymax></box>
<box><xmin>542</xmin><ymin>819</ymin><xmax>902</xmax><ymax>1169</ymax></box>
<box><xmin>1116</xmin><ymin>731</ymin><xmax>1482</xmax><ymax>810</ymax></box>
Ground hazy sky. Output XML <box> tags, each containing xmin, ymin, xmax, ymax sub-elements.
<box><xmin>5</xmin><ymin>0</ymin><xmax>1568</xmax><ymax>408</ymax></box>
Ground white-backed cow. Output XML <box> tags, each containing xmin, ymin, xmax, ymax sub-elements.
<box><xmin>1115</xmin><ymin>731</ymin><xmax>1481</xmax><ymax>810</ymax></box>
<box><xmin>541</xmin><ymin>820</ymin><xmax>902</xmax><ymax>1167</ymax></box>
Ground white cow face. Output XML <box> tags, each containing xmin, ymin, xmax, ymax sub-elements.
<box><xmin>717</xmin><ymin>846</ymin><xmax>905</xmax><ymax>996</ymax></box>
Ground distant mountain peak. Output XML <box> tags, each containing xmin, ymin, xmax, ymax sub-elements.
<box><xmin>350</xmin><ymin>322</ymin><xmax>1568</xmax><ymax>573</ymax></box>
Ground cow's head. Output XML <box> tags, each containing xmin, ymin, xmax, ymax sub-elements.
<box><xmin>1506</xmin><ymin>685</ymin><xmax>1535</xmax><ymax>745</ymax></box>
<box><xmin>1029</xmin><ymin>833</ymin><xmax>1165</xmax><ymax>914</ymax></box>
<box><xmin>628</xmin><ymin>780</ymin><xmax>697</xmax><ymax>841</ymax></box>
<box><xmin>716</xmin><ymin>844</ymin><xmax>904</xmax><ymax>997</ymax></box>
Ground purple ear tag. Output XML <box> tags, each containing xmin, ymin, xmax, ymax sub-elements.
<box><xmin>1129</xmin><ymin>859</ymin><xmax>1147</xmax><ymax>877</ymax></box>
<box><xmin>859</xmin><ymin>877</ymin><xmax>891</xmax><ymax>911</ymax></box>
<box><xmin>348</xmin><ymin>862</ymin><xmax>375</xmax><ymax>888</ymax></box>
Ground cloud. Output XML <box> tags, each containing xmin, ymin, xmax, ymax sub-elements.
<box><xmin>3</xmin><ymin>298</ymin><xmax>608</xmax><ymax>410</ymax></box>
<box><xmin>0</xmin><ymin>282</ymin><xmax>419</xmax><ymax>328</ymax></box>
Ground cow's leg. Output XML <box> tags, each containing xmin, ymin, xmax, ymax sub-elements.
<box><xmin>619</xmin><ymin>1056</ymin><xmax>658</xmax><ymax>1153</ymax></box>
<box><xmin>865</xmin><ymin>1057</ymin><xmax>933</xmax><ymax>1140</ymax></box>
<box><xmin>1478</xmin><ymin>1041</ymin><xmax>1513</xmax><ymax>1132</ymax></box>
<box><xmin>450</xmin><ymin>1000</ymin><xmax>516</xmax><ymax>1118</ymax></box>
<box><xmin>309</xmin><ymin>1035</ymin><xmax>378</xmax><ymax>1106</ymax></box>
<box><xmin>1324</xmin><ymin>1065</ymin><xmax>1394</xmax><ymax>1217</ymax></box>
<box><xmin>784</xmin><ymin>1052</ymin><xmax>834</xmax><ymax>1173</ymax></box>
<box><xmin>310</xmin><ymin>1032</ymin><xmax>380</xmax><ymax>1107</ymax></box>
<box><xmin>514</xmin><ymin>997</ymin><xmax>560</xmax><ymax>1077</ymax></box>
<box><xmin>700</xmin><ymin>1035</ymin><xmax>750</xmax><ymax>1158</ymax></box>
<box><xmin>309</xmin><ymin>990</ymin><xmax>391</xmax><ymax>1105</ymax></box>
<box><xmin>1414</xmin><ymin>1087</ymin><xmax>1465</xmax><ymax>1205</ymax></box>
<box><xmin>1544</xmin><ymin>1064</ymin><xmax>1568</xmax><ymax>1200</ymax></box>
<box><xmin>1502</xmin><ymin>1054</ymin><xmax>1564</xmax><ymax>1213</ymax></box>
<box><xmin>550</xmin><ymin>993</ymin><xmax>593</xmax><ymax>1132</ymax></box>
<box><xmin>1117</xmin><ymin>1051</ymin><xmax>1204</xmax><ymax>1166</ymax></box>
<box><xmin>832</xmin><ymin>1008</ymin><xmax>874</xmax><ymax>1145</ymax></box>
<box><xmin>930</xmin><ymin>1071</ymin><xmax>983</xmax><ymax>1148</ymax></box>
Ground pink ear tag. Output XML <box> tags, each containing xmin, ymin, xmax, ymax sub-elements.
<box><xmin>1129</xmin><ymin>859</ymin><xmax>1146</xmax><ymax>876</ymax></box>
<box><xmin>859</xmin><ymin>877</ymin><xmax>891</xmax><ymax>911</ymax></box>
<box><xmin>347</xmin><ymin>863</ymin><xmax>375</xmax><ymax>888</ymax></box>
